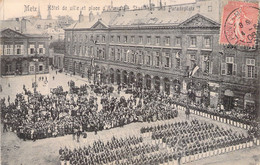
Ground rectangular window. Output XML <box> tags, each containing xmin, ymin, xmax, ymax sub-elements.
<box><xmin>111</xmin><ymin>36</ymin><xmax>114</xmax><ymax>42</ymax></box>
<box><xmin>39</xmin><ymin>48</ymin><xmax>43</xmax><ymax>54</ymax></box>
<box><xmin>132</xmin><ymin>53</ymin><xmax>135</xmax><ymax>63</ymax></box>
<box><xmin>117</xmin><ymin>36</ymin><xmax>121</xmax><ymax>43</ymax></box>
<box><xmin>139</xmin><ymin>36</ymin><xmax>143</xmax><ymax>44</ymax></box>
<box><xmin>102</xmin><ymin>36</ymin><xmax>106</xmax><ymax>43</ymax></box>
<box><xmin>124</xmin><ymin>36</ymin><xmax>128</xmax><ymax>43</ymax></box>
<box><xmin>227</xmin><ymin>63</ymin><xmax>233</xmax><ymax>75</ymax></box>
<box><xmin>29</xmin><ymin>44</ymin><xmax>35</xmax><ymax>54</ymax></box>
<box><xmin>147</xmin><ymin>36</ymin><xmax>151</xmax><ymax>44</ymax></box>
<box><xmin>123</xmin><ymin>50</ymin><xmax>127</xmax><ymax>62</ymax></box>
<box><xmin>110</xmin><ymin>48</ymin><xmax>115</xmax><ymax>60</ymax></box>
<box><xmin>176</xmin><ymin>37</ymin><xmax>181</xmax><ymax>46</ymax></box>
<box><xmin>30</xmin><ymin>66</ymin><xmax>35</xmax><ymax>72</ymax></box>
<box><xmin>156</xmin><ymin>37</ymin><xmax>160</xmax><ymax>45</ymax></box>
<box><xmin>38</xmin><ymin>44</ymin><xmax>44</xmax><ymax>54</ymax></box>
<box><xmin>156</xmin><ymin>56</ymin><xmax>160</xmax><ymax>67</ymax></box>
<box><xmin>176</xmin><ymin>58</ymin><xmax>180</xmax><ymax>69</ymax></box>
<box><xmin>204</xmin><ymin>37</ymin><xmax>211</xmax><ymax>47</ymax></box>
<box><xmin>39</xmin><ymin>65</ymin><xmax>43</xmax><ymax>71</ymax></box>
<box><xmin>165</xmin><ymin>37</ymin><xmax>170</xmax><ymax>46</ymax></box>
<box><xmin>30</xmin><ymin>48</ymin><xmax>34</xmax><ymax>54</ymax></box>
<box><xmin>6</xmin><ymin>45</ymin><xmax>12</xmax><ymax>55</ymax></box>
<box><xmin>147</xmin><ymin>55</ymin><xmax>151</xmax><ymax>65</ymax></box>
<box><xmin>166</xmin><ymin>57</ymin><xmax>170</xmax><ymax>68</ymax></box>
<box><xmin>190</xmin><ymin>54</ymin><xmax>196</xmax><ymax>61</ymax></box>
<box><xmin>248</xmin><ymin>66</ymin><xmax>254</xmax><ymax>78</ymax></box>
<box><xmin>16</xmin><ymin>45</ymin><xmax>21</xmax><ymax>55</ymax></box>
<box><xmin>208</xmin><ymin>6</ymin><xmax>212</xmax><ymax>12</ymax></box>
<box><xmin>190</xmin><ymin>37</ymin><xmax>197</xmax><ymax>47</ymax></box>
<box><xmin>131</xmin><ymin>36</ymin><xmax>135</xmax><ymax>43</ymax></box>
<box><xmin>102</xmin><ymin>48</ymin><xmax>105</xmax><ymax>58</ymax></box>
<box><xmin>117</xmin><ymin>49</ymin><xmax>120</xmax><ymax>60</ymax></box>
<box><xmin>246</xmin><ymin>59</ymin><xmax>255</xmax><ymax>78</ymax></box>
<box><xmin>138</xmin><ymin>54</ymin><xmax>142</xmax><ymax>64</ymax></box>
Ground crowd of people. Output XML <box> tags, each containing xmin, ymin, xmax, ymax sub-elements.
<box><xmin>1</xmin><ymin>81</ymin><xmax>178</xmax><ymax>141</ymax></box>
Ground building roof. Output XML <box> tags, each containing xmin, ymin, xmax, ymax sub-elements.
<box><xmin>0</xmin><ymin>28</ymin><xmax>49</xmax><ymax>38</ymax></box>
<box><xmin>0</xmin><ymin>19</ymin><xmax>45</xmax><ymax>35</ymax></box>
<box><xmin>65</xmin><ymin>7</ymin><xmax>220</xmax><ymax>30</ymax></box>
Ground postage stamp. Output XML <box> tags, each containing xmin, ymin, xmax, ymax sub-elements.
<box><xmin>220</xmin><ymin>1</ymin><xmax>259</xmax><ymax>48</ymax></box>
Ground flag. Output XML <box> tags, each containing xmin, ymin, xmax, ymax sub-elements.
<box><xmin>91</xmin><ymin>58</ymin><xmax>94</xmax><ymax>67</ymax></box>
<box><xmin>176</xmin><ymin>51</ymin><xmax>180</xmax><ymax>58</ymax></box>
<box><xmin>190</xmin><ymin>65</ymin><xmax>199</xmax><ymax>77</ymax></box>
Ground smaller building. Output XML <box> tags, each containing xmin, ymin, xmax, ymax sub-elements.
<box><xmin>0</xmin><ymin>28</ymin><xmax>49</xmax><ymax>76</ymax></box>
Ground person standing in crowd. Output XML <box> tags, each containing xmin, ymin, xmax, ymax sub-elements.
<box><xmin>185</xmin><ymin>105</ymin><xmax>190</xmax><ymax>120</ymax></box>
<box><xmin>7</xmin><ymin>95</ymin><xmax>10</xmax><ymax>104</ymax></box>
<box><xmin>73</xmin><ymin>127</ymin><xmax>77</xmax><ymax>141</ymax></box>
<box><xmin>53</xmin><ymin>76</ymin><xmax>55</xmax><ymax>80</ymax></box>
<box><xmin>3</xmin><ymin>119</ymin><xmax>8</xmax><ymax>132</ymax></box>
<box><xmin>76</xmin><ymin>129</ymin><xmax>81</xmax><ymax>142</ymax></box>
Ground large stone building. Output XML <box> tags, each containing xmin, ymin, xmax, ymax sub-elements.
<box><xmin>0</xmin><ymin>27</ymin><xmax>49</xmax><ymax>76</ymax></box>
<box><xmin>64</xmin><ymin>0</ymin><xmax>259</xmax><ymax>118</ymax></box>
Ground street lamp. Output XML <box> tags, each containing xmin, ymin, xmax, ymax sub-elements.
<box><xmin>32</xmin><ymin>51</ymin><xmax>39</xmax><ymax>94</ymax></box>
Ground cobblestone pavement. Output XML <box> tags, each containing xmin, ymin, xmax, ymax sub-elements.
<box><xmin>1</xmin><ymin>70</ymin><xmax>260</xmax><ymax>165</ymax></box>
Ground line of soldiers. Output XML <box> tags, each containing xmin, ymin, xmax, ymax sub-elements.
<box><xmin>59</xmin><ymin>136</ymin><xmax>164</xmax><ymax>165</ymax></box>
<box><xmin>141</xmin><ymin>119</ymin><xmax>252</xmax><ymax>161</ymax></box>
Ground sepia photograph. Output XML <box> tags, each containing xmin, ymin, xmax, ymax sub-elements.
<box><xmin>0</xmin><ymin>0</ymin><xmax>259</xmax><ymax>164</ymax></box>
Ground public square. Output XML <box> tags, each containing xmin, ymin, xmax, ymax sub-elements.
<box><xmin>1</xmin><ymin>70</ymin><xmax>260</xmax><ymax>165</ymax></box>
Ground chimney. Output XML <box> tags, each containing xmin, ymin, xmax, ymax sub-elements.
<box><xmin>159</xmin><ymin>0</ymin><xmax>162</xmax><ymax>9</ymax></box>
<box><xmin>21</xmin><ymin>18</ymin><xmax>26</xmax><ymax>33</ymax></box>
<box><xmin>79</xmin><ymin>11</ymin><xmax>84</xmax><ymax>23</ymax></box>
<box><xmin>89</xmin><ymin>11</ymin><xmax>94</xmax><ymax>22</ymax></box>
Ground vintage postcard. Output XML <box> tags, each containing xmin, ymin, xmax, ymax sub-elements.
<box><xmin>0</xmin><ymin>0</ymin><xmax>259</xmax><ymax>165</ymax></box>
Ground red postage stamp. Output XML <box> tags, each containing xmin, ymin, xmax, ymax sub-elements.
<box><xmin>220</xmin><ymin>1</ymin><xmax>259</xmax><ymax>47</ymax></box>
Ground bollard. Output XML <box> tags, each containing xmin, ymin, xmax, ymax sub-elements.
<box><xmin>246</xmin><ymin>142</ymin><xmax>250</xmax><ymax>148</ymax></box>
<box><xmin>250</xmin><ymin>141</ymin><xmax>253</xmax><ymax>147</ymax></box>
<box><xmin>190</xmin><ymin>155</ymin><xmax>194</xmax><ymax>162</ymax></box>
<box><xmin>186</xmin><ymin>155</ymin><xmax>190</xmax><ymax>163</ymax></box>
<box><xmin>203</xmin><ymin>152</ymin><xmax>206</xmax><ymax>158</ymax></box>
<box><xmin>181</xmin><ymin>157</ymin><xmax>186</xmax><ymax>164</ymax></box>
<box><xmin>221</xmin><ymin>147</ymin><xmax>225</xmax><ymax>154</ymax></box>
<box><xmin>198</xmin><ymin>153</ymin><xmax>202</xmax><ymax>160</ymax></box>
<box><xmin>243</xmin><ymin>143</ymin><xmax>246</xmax><ymax>149</ymax></box>
<box><xmin>210</xmin><ymin>150</ymin><xmax>214</xmax><ymax>157</ymax></box>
